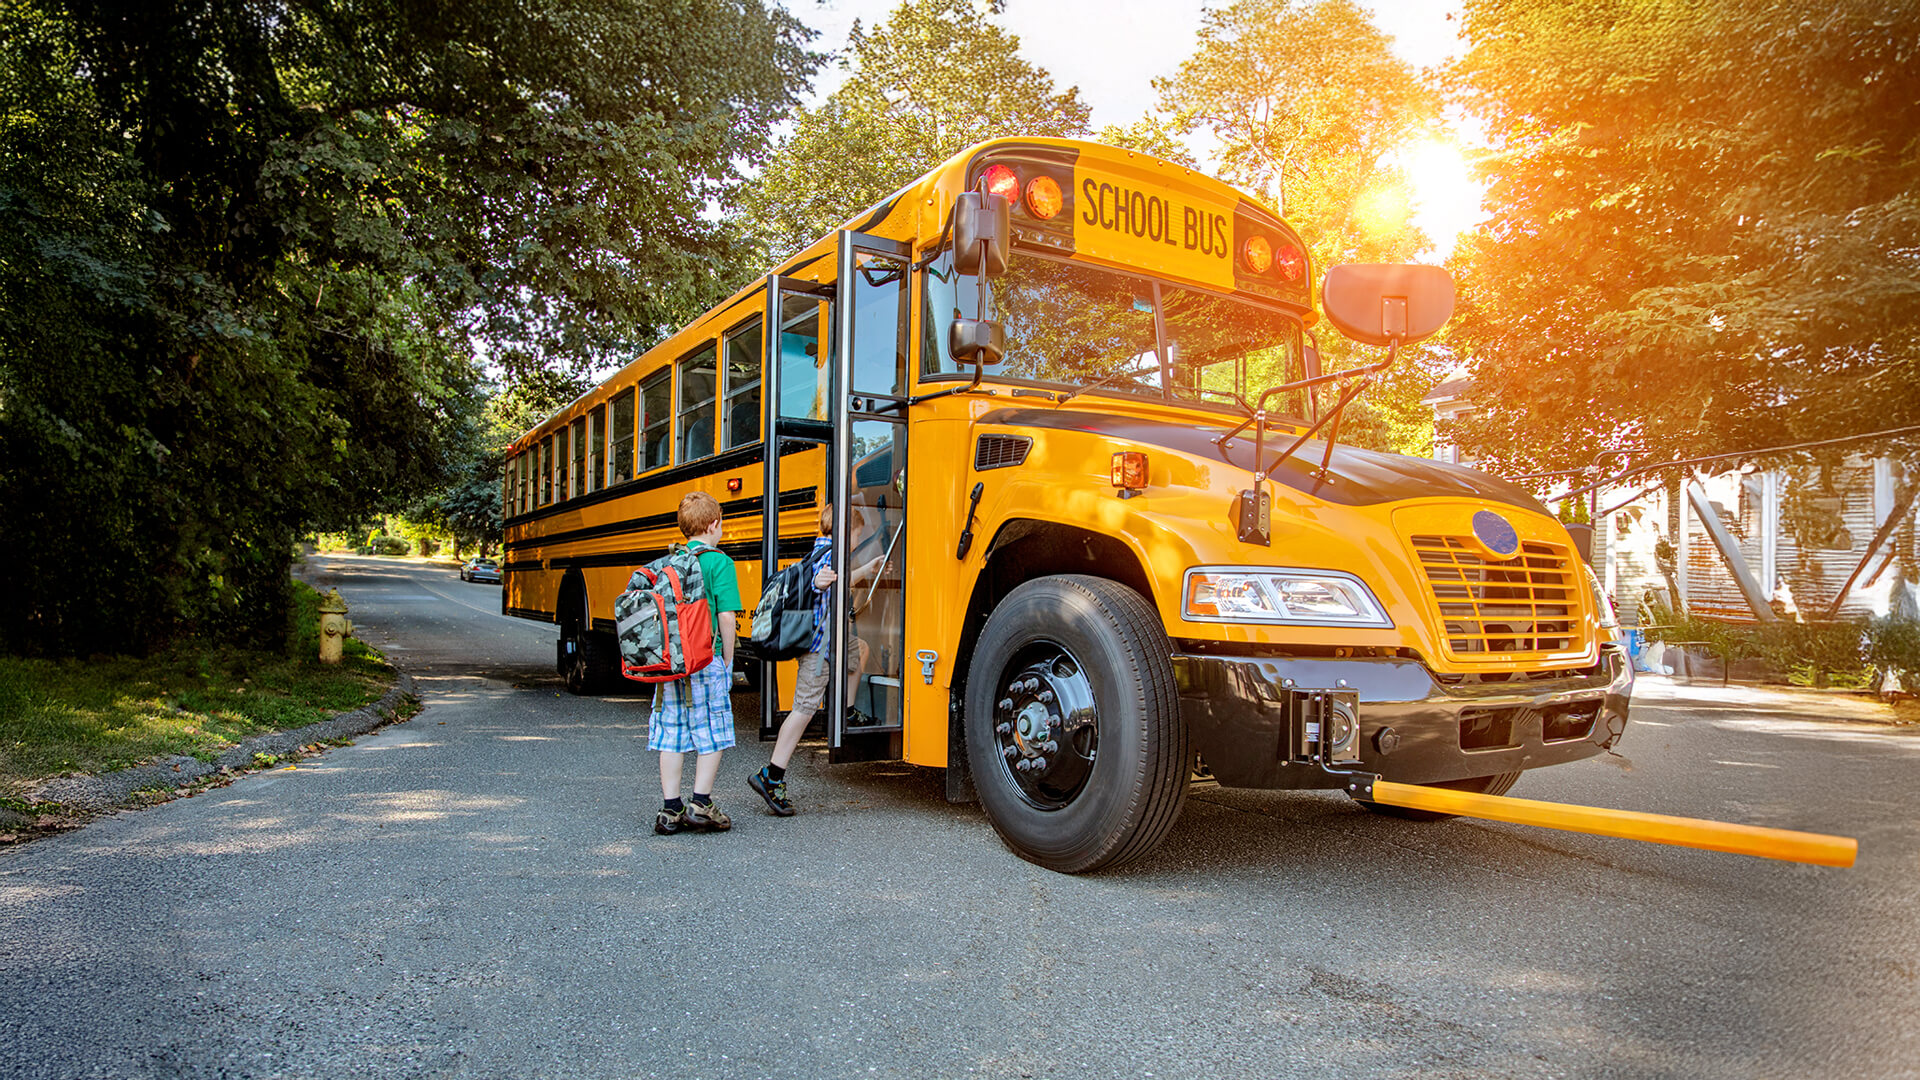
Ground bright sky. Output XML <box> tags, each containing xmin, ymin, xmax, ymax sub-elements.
<box><xmin>793</xmin><ymin>0</ymin><xmax>1485</xmax><ymax>257</ymax></box>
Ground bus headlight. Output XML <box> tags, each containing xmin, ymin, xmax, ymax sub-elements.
<box><xmin>1182</xmin><ymin>567</ymin><xmax>1393</xmax><ymax>628</ymax></box>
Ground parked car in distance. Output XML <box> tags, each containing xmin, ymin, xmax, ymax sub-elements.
<box><xmin>460</xmin><ymin>557</ymin><xmax>500</xmax><ymax>584</ymax></box>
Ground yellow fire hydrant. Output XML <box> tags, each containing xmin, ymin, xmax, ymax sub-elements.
<box><xmin>318</xmin><ymin>588</ymin><xmax>352</xmax><ymax>664</ymax></box>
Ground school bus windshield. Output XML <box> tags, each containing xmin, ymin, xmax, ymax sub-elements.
<box><xmin>922</xmin><ymin>250</ymin><xmax>1309</xmax><ymax>419</ymax></box>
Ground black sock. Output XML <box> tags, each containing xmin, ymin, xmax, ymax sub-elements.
<box><xmin>766</xmin><ymin>764</ymin><xmax>785</xmax><ymax>782</ymax></box>
<box><xmin>689</xmin><ymin>792</ymin><xmax>713</xmax><ymax>806</ymax></box>
<box><xmin>663</xmin><ymin>797</ymin><xmax>684</xmax><ymax>812</ymax></box>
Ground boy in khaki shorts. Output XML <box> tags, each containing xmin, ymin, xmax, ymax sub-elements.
<box><xmin>749</xmin><ymin>503</ymin><xmax>887</xmax><ymax>815</ymax></box>
<box><xmin>650</xmin><ymin>492</ymin><xmax>743</xmax><ymax>835</ymax></box>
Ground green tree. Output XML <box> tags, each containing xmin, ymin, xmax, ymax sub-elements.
<box><xmin>1154</xmin><ymin>0</ymin><xmax>1446</xmax><ymax>453</ymax></box>
<box><xmin>738</xmin><ymin>0</ymin><xmax>1092</xmax><ymax>262</ymax></box>
<box><xmin>0</xmin><ymin>0</ymin><xmax>817</xmax><ymax>656</ymax></box>
<box><xmin>1445</xmin><ymin>0</ymin><xmax>1920</xmax><ymax>476</ymax></box>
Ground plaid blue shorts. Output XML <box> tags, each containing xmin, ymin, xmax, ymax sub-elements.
<box><xmin>646</xmin><ymin>660</ymin><xmax>736</xmax><ymax>754</ymax></box>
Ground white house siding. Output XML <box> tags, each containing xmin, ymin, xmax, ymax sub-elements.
<box><xmin>1596</xmin><ymin>458</ymin><xmax>1917</xmax><ymax>624</ymax></box>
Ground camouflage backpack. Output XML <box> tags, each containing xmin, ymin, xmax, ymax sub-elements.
<box><xmin>614</xmin><ymin>545</ymin><xmax>715</xmax><ymax>682</ymax></box>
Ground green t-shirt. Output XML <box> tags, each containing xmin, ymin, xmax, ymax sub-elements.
<box><xmin>686</xmin><ymin>540</ymin><xmax>741</xmax><ymax>641</ymax></box>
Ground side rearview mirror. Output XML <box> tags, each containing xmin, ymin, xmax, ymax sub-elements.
<box><xmin>1321</xmin><ymin>264</ymin><xmax>1455</xmax><ymax>347</ymax></box>
<box><xmin>949</xmin><ymin>318</ymin><xmax>1004</xmax><ymax>366</ymax></box>
<box><xmin>953</xmin><ymin>191</ymin><xmax>1010</xmax><ymax>277</ymax></box>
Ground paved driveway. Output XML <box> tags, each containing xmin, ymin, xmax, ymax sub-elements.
<box><xmin>3</xmin><ymin>554</ymin><xmax>1917</xmax><ymax>1079</ymax></box>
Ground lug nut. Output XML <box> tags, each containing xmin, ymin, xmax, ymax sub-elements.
<box><xmin>998</xmin><ymin>698</ymin><xmax>1014</xmax><ymax>713</ymax></box>
<box><xmin>996</xmin><ymin>722</ymin><xmax>1011</xmax><ymax>735</ymax></box>
<box><xmin>1043</xmin><ymin>740</ymin><xmax>1058</xmax><ymax>754</ymax></box>
<box><xmin>1015</xmin><ymin>759</ymin><xmax>1031</xmax><ymax>772</ymax></box>
<box><xmin>1003</xmin><ymin>745</ymin><xmax>1018</xmax><ymax>759</ymax></box>
<box><xmin>1037</xmin><ymin>690</ymin><xmax>1055</xmax><ymax>704</ymax></box>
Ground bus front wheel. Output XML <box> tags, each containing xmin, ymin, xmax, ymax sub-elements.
<box><xmin>964</xmin><ymin>575</ymin><xmax>1189</xmax><ymax>873</ymax></box>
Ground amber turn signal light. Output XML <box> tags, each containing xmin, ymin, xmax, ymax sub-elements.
<box><xmin>1110</xmin><ymin>451</ymin><xmax>1148</xmax><ymax>490</ymax></box>
<box><xmin>1025</xmin><ymin>175</ymin><xmax>1063</xmax><ymax>219</ymax></box>
<box><xmin>1242</xmin><ymin>235</ymin><xmax>1273</xmax><ymax>273</ymax></box>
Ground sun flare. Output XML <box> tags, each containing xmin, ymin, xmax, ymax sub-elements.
<box><xmin>1397</xmin><ymin>137</ymin><xmax>1488</xmax><ymax>257</ymax></box>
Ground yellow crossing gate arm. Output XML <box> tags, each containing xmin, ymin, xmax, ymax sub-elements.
<box><xmin>1368</xmin><ymin>780</ymin><xmax>1858</xmax><ymax>868</ymax></box>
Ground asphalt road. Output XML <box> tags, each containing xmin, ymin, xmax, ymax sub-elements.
<box><xmin>3</xmin><ymin>553</ymin><xmax>1917</xmax><ymax>1079</ymax></box>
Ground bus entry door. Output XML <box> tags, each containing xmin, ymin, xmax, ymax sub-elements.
<box><xmin>759</xmin><ymin>274</ymin><xmax>834</xmax><ymax>741</ymax></box>
<box><xmin>829</xmin><ymin>231</ymin><xmax>911</xmax><ymax>761</ymax></box>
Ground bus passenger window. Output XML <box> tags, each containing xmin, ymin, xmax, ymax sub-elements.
<box><xmin>517</xmin><ymin>452</ymin><xmax>530</xmax><ymax>515</ymax></box>
<box><xmin>640</xmin><ymin>369</ymin><xmax>671</xmax><ymax>471</ymax></box>
<box><xmin>569</xmin><ymin>417</ymin><xmax>586</xmax><ymax>498</ymax></box>
<box><xmin>778</xmin><ymin>294</ymin><xmax>828</xmax><ymax>420</ymax></box>
<box><xmin>723</xmin><ymin>320</ymin><xmax>761</xmax><ymax>449</ymax></box>
<box><xmin>610</xmin><ymin>388</ymin><xmax>636</xmax><ymax>483</ymax></box>
<box><xmin>502</xmin><ymin>460</ymin><xmax>514</xmax><ymax>517</ymax></box>
<box><xmin>587</xmin><ymin>405</ymin><xmax>605</xmax><ymax>493</ymax></box>
<box><xmin>540</xmin><ymin>435</ymin><xmax>554</xmax><ymax>505</ymax></box>
<box><xmin>678</xmin><ymin>342</ymin><xmax>717</xmax><ymax>462</ymax></box>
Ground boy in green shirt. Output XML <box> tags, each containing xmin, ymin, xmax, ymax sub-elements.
<box><xmin>650</xmin><ymin>491</ymin><xmax>743</xmax><ymax>835</ymax></box>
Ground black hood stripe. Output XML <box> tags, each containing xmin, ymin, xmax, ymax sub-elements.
<box><xmin>975</xmin><ymin>408</ymin><xmax>1550</xmax><ymax>513</ymax></box>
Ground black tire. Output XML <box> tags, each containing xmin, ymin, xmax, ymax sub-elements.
<box><xmin>1356</xmin><ymin>770</ymin><xmax>1522</xmax><ymax>821</ymax></box>
<box><xmin>964</xmin><ymin>575</ymin><xmax>1188</xmax><ymax>873</ymax></box>
<box><xmin>565</xmin><ymin>629</ymin><xmax>617</xmax><ymax>696</ymax></box>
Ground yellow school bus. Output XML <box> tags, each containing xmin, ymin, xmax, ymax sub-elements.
<box><xmin>502</xmin><ymin>137</ymin><xmax>1633</xmax><ymax>872</ymax></box>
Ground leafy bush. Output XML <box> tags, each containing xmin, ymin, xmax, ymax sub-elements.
<box><xmin>1866</xmin><ymin>617</ymin><xmax>1920</xmax><ymax>679</ymax></box>
<box><xmin>1642</xmin><ymin>613</ymin><xmax>1871</xmax><ymax>685</ymax></box>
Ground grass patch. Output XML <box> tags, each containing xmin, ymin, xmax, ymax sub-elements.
<box><xmin>0</xmin><ymin>582</ymin><xmax>392</xmax><ymax>796</ymax></box>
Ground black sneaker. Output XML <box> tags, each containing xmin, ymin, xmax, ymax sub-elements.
<box><xmin>654</xmin><ymin>806</ymin><xmax>687</xmax><ymax>835</ymax></box>
<box><xmin>750</xmin><ymin>769</ymin><xmax>796</xmax><ymax>816</ymax></box>
<box><xmin>684</xmin><ymin>798</ymin><xmax>732</xmax><ymax>832</ymax></box>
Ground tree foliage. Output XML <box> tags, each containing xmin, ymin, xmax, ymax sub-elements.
<box><xmin>738</xmin><ymin>0</ymin><xmax>1091</xmax><ymax>262</ymax></box>
<box><xmin>1446</xmin><ymin>0</ymin><xmax>1920</xmax><ymax>476</ymax></box>
<box><xmin>1154</xmin><ymin>0</ymin><xmax>1445</xmax><ymax>453</ymax></box>
<box><xmin>0</xmin><ymin>0</ymin><xmax>816</xmax><ymax>655</ymax></box>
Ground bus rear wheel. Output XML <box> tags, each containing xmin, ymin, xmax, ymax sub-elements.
<box><xmin>564</xmin><ymin>627</ymin><xmax>617</xmax><ymax>696</ymax></box>
<box><xmin>1354</xmin><ymin>770</ymin><xmax>1522</xmax><ymax>821</ymax></box>
<box><xmin>964</xmin><ymin>575</ymin><xmax>1188</xmax><ymax>874</ymax></box>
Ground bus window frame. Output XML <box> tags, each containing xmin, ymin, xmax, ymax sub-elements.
<box><xmin>639</xmin><ymin>367</ymin><xmax>672</xmax><ymax>474</ymax></box>
<box><xmin>610</xmin><ymin>387</ymin><xmax>637</xmax><ymax>484</ymax></box>
<box><xmin>722</xmin><ymin>316</ymin><xmax>763</xmax><ymax>451</ymax></box>
<box><xmin>914</xmin><ymin>246</ymin><xmax>1312</xmax><ymax>424</ymax></box>
<box><xmin>586</xmin><ymin>404</ymin><xmax>605</xmax><ymax>494</ymax></box>
<box><xmin>540</xmin><ymin>435</ymin><xmax>554</xmax><ymax>505</ymax></box>
<box><xmin>676</xmin><ymin>340</ymin><xmax>719</xmax><ymax>464</ymax></box>
<box><xmin>569</xmin><ymin>417</ymin><xmax>586</xmax><ymax>499</ymax></box>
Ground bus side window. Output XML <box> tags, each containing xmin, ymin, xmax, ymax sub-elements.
<box><xmin>540</xmin><ymin>435</ymin><xmax>554</xmax><ymax>505</ymax></box>
<box><xmin>586</xmin><ymin>405</ymin><xmax>605</xmax><ymax>493</ymax></box>
<box><xmin>502</xmin><ymin>459</ymin><xmax>513</xmax><ymax>517</ymax></box>
<box><xmin>517</xmin><ymin>452</ymin><xmax>530</xmax><ymax>515</ymax></box>
<box><xmin>569</xmin><ymin>417</ymin><xmax>585</xmax><ymax>498</ymax></box>
<box><xmin>723</xmin><ymin>319</ymin><xmax>761</xmax><ymax>449</ymax></box>
<box><xmin>640</xmin><ymin>368</ymin><xmax>671</xmax><ymax>471</ymax></box>
<box><xmin>678</xmin><ymin>341</ymin><xmax>717</xmax><ymax>463</ymax></box>
<box><xmin>610</xmin><ymin>388</ymin><xmax>636</xmax><ymax>483</ymax></box>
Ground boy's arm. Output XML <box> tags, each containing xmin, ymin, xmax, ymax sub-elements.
<box><xmin>720</xmin><ymin>615</ymin><xmax>737</xmax><ymax>669</ymax></box>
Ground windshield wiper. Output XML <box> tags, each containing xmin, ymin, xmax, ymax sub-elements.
<box><xmin>1055</xmin><ymin>367</ymin><xmax>1150</xmax><ymax>404</ymax></box>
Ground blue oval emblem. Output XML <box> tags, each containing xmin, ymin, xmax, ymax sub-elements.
<box><xmin>1472</xmin><ymin>509</ymin><xmax>1521</xmax><ymax>558</ymax></box>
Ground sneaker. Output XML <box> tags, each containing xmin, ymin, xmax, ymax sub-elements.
<box><xmin>749</xmin><ymin>769</ymin><xmax>796</xmax><ymax>816</ymax></box>
<box><xmin>684</xmin><ymin>798</ymin><xmax>732</xmax><ymax>832</ymax></box>
<box><xmin>654</xmin><ymin>806</ymin><xmax>687</xmax><ymax>835</ymax></box>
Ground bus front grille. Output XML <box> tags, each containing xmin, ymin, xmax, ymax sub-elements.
<box><xmin>1409</xmin><ymin>535</ymin><xmax>1577</xmax><ymax>659</ymax></box>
